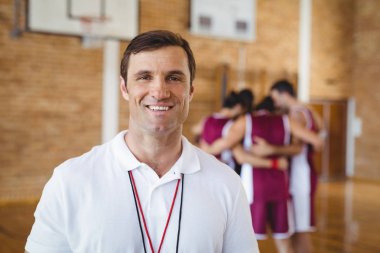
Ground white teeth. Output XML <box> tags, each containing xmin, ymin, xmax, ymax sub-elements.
<box><xmin>148</xmin><ymin>105</ymin><xmax>170</xmax><ymax>111</ymax></box>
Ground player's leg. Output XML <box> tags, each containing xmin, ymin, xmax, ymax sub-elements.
<box><xmin>271</xmin><ymin>201</ymin><xmax>294</xmax><ymax>253</ymax></box>
<box><xmin>292</xmin><ymin>232</ymin><xmax>312</xmax><ymax>253</ymax></box>
<box><xmin>250</xmin><ymin>201</ymin><xmax>268</xmax><ymax>240</ymax></box>
<box><xmin>274</xmin><ymin>238</ymin><xmax>293</xmax><ymax>253</ymax></box>
<box><xmin>290</xmin><ymin>194</ymin><xmax>315</xmax><ymax>253</ymax></box>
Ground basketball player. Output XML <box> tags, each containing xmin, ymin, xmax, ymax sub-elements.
<box><xmin>234</xmin><ymin>88</ymin><xmax>255</xmax><ymax>175</ymax></box>
<box><xmin>238</xmin><ymin>88</ymin><xmax>255</xmax><ymax>114</ymax></box>
<box><xmin>25</xmin><ymin>30</ymin><xmax>259</xmax><ymax>253</ymax></box>
<box><xmin>200</xmin><ymin>104</ymin><xmax>322</xmax><ymax>160</ymax></box>
<box><xmin>200</xmin><ymin>90</ymin><xmax>289</xmax><ymax>172</ymax></box>
<box><xmin>203</xmin><ymin>96</ymin><xmax>321</xmax><ymax>253</ymax></box>
<box><xmin>192</xmin><ymin>91</ymin><xmax>242</xmax><ymax>170</ymax></box>
<box><xmin>253</xmin><ymin>80</ymin><xmax>323</xmax><ymax>253</ymax></box>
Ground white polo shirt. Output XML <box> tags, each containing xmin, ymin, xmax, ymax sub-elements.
<box><xmin>26</xmin><ymin>131</ymin><xmax>258</xmax><ymax>253</ymax></box>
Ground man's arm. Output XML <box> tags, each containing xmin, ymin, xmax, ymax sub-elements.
<box><xmin>232</xmin><ymin>145</ymin><xmax>288</xmax><ymax>170</ymax></box>
<box><xmin>250</xmin><ymin>112</ymin><xmax>323</xmax><ymax>157</ymax></box>
<box><xmin>250</xmin><ymin>136</ymin><xmax>303</xmax><ymax>157</ymax></box>
<box><xmin>308</xmin><ymin>106</ymin><xmax>328</xmax><ymax>140</ymax></box>
<box><xmin>308</xmin><ymin>106</ymin><xmax>323</xmax><ymax>131</ymax></box>
<box><xmin>289</xmin><ymin>118</ymin><xmax>323</xmax><ymax>151</ymax></box>
<box><xmin>25</xmin><ymin>169</ymin><xmax>71</xmax><ymax>253</ymax></box>
<box><xmin>200</xmin><ymin>116</ymin><xmax>246</xmax><ymax>155</ymax></box>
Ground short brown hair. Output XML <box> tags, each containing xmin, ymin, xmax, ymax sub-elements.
<box><xmin>120</xmin><ymin>30</ymin><xmax>196</xmax><ymax>85</ymax></box>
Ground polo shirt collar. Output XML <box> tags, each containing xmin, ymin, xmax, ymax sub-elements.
<box><xmin>173</xmin><ymin>135</ymin><xmax>201</xmax><ymax>175</ymax></box>
<box><xmin>112</xmin><ymin>131</ymin><xmax>141</xmax><ymax>171</ymax></box>
<box><xmin>112</xmin><ymin>131</ymin><xmax>201</xmax><ymax>175</ymax></box>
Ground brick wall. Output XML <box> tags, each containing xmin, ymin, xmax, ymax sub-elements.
<box><xmin>0</xmin><ymin>0</ymin><xmax>364</xmax><ymax>201</ymax></box>
<box><xmin>0</xmin><ymin>0</ymin><xmax>103</xmax><ymax>200</ymax></box>
<box><xmin>352</xmin><ymin>0</ymin><xmax>380</xmax><ymax>181</ymax></box>
<box><xmin>311</xmin><ymin>0</ymin><xmax>355</xmax><ymax>98</ymax></box>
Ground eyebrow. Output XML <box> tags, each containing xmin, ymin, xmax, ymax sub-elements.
<box><xmin>166</xmin><ymin>70</ymin><xmax>186</xmax><ymax>77</ymax></box>
<box><xmin>133</xmin><ymin>70</ymin><xmax>186</xmax><ymax>77</ymax></box>
<box><xmin>133</xmin><ymin>70</ymin><xmax>151</xmax><ymax>77</ymax></box>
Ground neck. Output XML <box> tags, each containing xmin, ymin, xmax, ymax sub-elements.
<box><xmin>125</xmin><ymin>127</ymin><xmax>183</xmax><ymax>178</ymax></box>
<box><xmin>287</xmin><ymin>97</ymin><xmax>302</xmax><ymax>109</ymax></box>
<box><xmin>218</xmin><ymin>108</ymin><xmax>233</xmax><ymax>118</ymax></box>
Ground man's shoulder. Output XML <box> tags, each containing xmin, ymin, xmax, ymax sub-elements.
<box><xmin>54</xmin><ymin>141</ymin><xmax>112</xmax><ymax>179</ymax></box>
<box><xmin>190</xmin><ymin>144</ymin><xmax>241</xmax><ymax>184</ymax></box>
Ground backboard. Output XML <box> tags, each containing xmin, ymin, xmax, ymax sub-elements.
<box><xmin>190</xmin><ymin>0</ymin><xmax>256</xmax><ymax>42</ymax></box>
<box><xmin>27</xmin><ymin>0</ymin><xmax>138</xmax><ymax>40</ymax></box>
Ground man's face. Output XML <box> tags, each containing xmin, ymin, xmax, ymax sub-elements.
<box><xmin>120</xmin><ymin>46</ymin><xmax>194</xmax><ymax>135</ymax></box>
<box><xmin>270</xmin><ymin>89</ymin><xmax>287</xmax><ymax>109</ymax></box>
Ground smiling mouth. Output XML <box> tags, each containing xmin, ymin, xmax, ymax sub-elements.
<box><xmin>146</xmin><ymin>105</ymin><xmax>172</xmax><ymax>111</ymax></box>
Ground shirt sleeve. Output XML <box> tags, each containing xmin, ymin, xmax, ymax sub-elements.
<box><xmin>25</xmin><ymin>169</ymin><xmax>72</xmax><ymax>253</ymax></box>
<box><xmin>222</xmin><ymin>183</ymin><xmax>260</xmax><ymax>253</ymax></box>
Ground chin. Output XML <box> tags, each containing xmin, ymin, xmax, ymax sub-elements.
<box><xmin>146</xmin><ymin>125</ymin><xmax>180</xmax><ymax>135</ymax></box>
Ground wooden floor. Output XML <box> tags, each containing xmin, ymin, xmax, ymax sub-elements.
<box><xmin>0</xmin><ymin>180</ymin><xmax>379</xmax><ymax>253</ymax></box>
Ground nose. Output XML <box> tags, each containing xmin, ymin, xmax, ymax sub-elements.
<box><xmin>150</xmin><ymin>77</ymin><xmax>170</xmax><ymax>100</ymax></box>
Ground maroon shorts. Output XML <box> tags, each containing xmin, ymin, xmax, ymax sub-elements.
<box><xmin>250</xmin><ymin>200</ymin><xmax>291</xmax><ymax>240</ymax></box>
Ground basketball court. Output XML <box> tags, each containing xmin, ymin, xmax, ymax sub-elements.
<box><xmin>1</xmin><ymin>0</ymin><xmax>379</xmax><ymax>252</ymax></box>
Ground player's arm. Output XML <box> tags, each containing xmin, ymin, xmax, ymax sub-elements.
<box><xmin>307</xmin><ymin>106</ymin><xmax>323</xmax><ymax>131</ymax></box>
<box><xmin>308</xmin><ymin>106</ymin><xmax>328</xmax><ymax>140</ymax></box>
<box><xmin>191</xmin><ymin>116</ymin><xmax>206</xmax><ymax>136</ymax></box>
<box><xmin>289</xmin><ymin>110</ymin><xmax>323</xmax><ymax>150</ymax></box>
<box><xmin>232</xmin><ymin>144</ymin><xmax>288</xmax><ymax>170</ymax></box>
<box><xmin>200</xmin><ymin>115</ymin><xmax>246</xmax><ymax>155</ymax></box>
<box><xmin>250</xmin><ymin>136</ymin><xmax>303</xmax><ymax>157</ymax></box>
<box><xmin>191</xmin><ymin>116</ymin><xmax>206</xmax><ymax>144</ymax></box>
<box><xmin>289</xmin><ymin>118</ymin><xmax>323</xmax><ymax>151</ymax></box>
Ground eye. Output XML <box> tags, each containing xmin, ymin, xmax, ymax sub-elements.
<box><xmin>167</xmin><ymin>75</ymin><xmax>182</xmax><ymax>82</ymax></box>
<box><xmin>136</xmin><ymin>74</ymin><xmax>152</xmax><ymax>81</ymax></box>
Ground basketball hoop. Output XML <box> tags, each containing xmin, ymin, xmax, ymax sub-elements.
<box><xmin>79</xmin><ymin>16</ymin><xmax>108</xmax><ymax>49</ymax></box>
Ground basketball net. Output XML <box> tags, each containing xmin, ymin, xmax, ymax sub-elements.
<box><xmin>80</xmin><ymin>16</ymin><xmax>108</xmax><ymax>49</ymax></box>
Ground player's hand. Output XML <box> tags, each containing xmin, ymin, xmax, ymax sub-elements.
<box><xmin>278</xmin><ymin>157</ymin><xmax>289</xmax><ymax>171</ymax></box>
<box><xmin>312</xmin><ymin>130</ymin><xmax>327</xmax><ymax>152</ymax></box>
<box><xmin>251</xmin><ymin>137</ymin><xmax>274</xmax><ymax>156</ymax></box>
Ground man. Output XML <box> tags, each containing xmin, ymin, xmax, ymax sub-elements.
<box><xmin>254</xmin><ymin>80</ymin><xmax>323</xmax><ymax>253</ymax></box>
<box><xmin>25</xmin><ymin>30</ymin><xmax>259</xmax><ymax>253</ymax></box>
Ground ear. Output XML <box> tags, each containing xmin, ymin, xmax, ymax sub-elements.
<box><xmin>189</xmin><ymin>85</ymin><xmax>194</xmax><ymax>102</ymax></box>
<box><xmin>120</xmin><ymin>76</ymin><xmax>129</xmax><ymax>101</ymax></box>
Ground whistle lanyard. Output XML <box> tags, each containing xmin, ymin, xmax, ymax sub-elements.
<box><xmin>128</xmin><ymin>171</ymin><xmax>184</xmax><ymax>253</ymax></box>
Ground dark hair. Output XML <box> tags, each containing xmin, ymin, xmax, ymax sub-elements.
<box><xmin>238</xmin><ymin>89</ymin><xmax>254</xmax><ymax>113</ymax></box>
<box><xmin>270</xmin><ymin>80</ymin><xmax>296</xmax><ymax>97</ymax></box>
<box><xmin>255</xmin><ymin>96</ymin><xmax>275</xmax><ymax>113</ymax></box>
<box><xmin>222</xmin><ymin>91</ymin><xmax>240</xmax><ymax>109</ymax></box>
<box><xmin>120</xmin><ymin>30</ymin><xmax>196</xmax><ymax>85</ymax></box>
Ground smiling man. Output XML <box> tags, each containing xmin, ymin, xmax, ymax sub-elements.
<box><xmin>25</xmin><ymin>30</ymin><xmax>259</xmax><ymax>253</ymax></box>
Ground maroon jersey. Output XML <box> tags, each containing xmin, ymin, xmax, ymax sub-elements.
<box><xmin>241</xmin><ymin>113</ymin><xmax>291</xmax><ymax>202</ymax></box>
<box><xmin>201</xmin><ymin>114</ymin><xmax>234</xmax><ymax>163</ymax></box>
